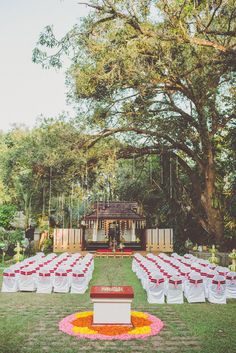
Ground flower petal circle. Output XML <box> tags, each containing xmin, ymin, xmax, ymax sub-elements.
<box><xmin>59</xmin><ymin>311</ymin><xmax>164</xmax><ymax>340</ymax></box>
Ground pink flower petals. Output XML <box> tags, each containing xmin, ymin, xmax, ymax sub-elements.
<box><xmin>59</xmin><ymin>311</ymin><xmax>164</xmax><ymax>340</ymax></box>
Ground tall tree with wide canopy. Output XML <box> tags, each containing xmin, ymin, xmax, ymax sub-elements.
<box><xmin>34</xmin><ymin>0</ymin><xmax>236</xmax><ymax>243</ymax></box>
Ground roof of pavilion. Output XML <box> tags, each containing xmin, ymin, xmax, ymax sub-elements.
<box><xmin>84</xmin><ymin>201</ymin><xmax>145</xmax><ymax>221</ymax></box>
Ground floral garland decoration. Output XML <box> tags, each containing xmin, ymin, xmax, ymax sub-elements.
<box><xmin>59</xmin><ymin>311</ymin><xmax>164</xmax><ymax>340</ymax></box>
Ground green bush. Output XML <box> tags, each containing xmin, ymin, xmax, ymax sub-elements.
<box><xmin>43</xmin><ymin>237</ymin><xmax>53</xmax><ymax>254</ymax></box>
<box><xmin>0</xmin><ymin>204</ymin><xmax>16</xmax><ymax>229</ymax></box>
<box><xmin>0</xmin><ymin>228</ymin><xmax>24</xmax><ymax>256</ymax></box>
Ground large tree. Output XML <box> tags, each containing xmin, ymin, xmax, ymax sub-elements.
<box><xmin>0</xmin><ymin>119</ymin><xmax>122</xmax><ymax>228</ymax></box>
<box><xmin>34</xmin><ymin>0</ymin><xmax>236</xmax><ymax>243</ymax></box>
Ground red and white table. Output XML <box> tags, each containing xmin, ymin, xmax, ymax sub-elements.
<box><xmin>90</xmin><ymin>286</ymin><xmax>134</xmax><ymax>325</ymax></box>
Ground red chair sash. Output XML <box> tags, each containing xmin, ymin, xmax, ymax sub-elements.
<box><xmin>189</xmin><ymin>278</ymin><xmax>203</xmax><ymax>285</ymax></box>
<box><xmin>20</xmin><ymin>270</ymin><xmax>35</xmax><ymax>275</ymax></box>
<box><xmin>55</xmin><ymin>272</ymin><xmax>67</xmax><ymax>277</ymax></box>
<box><xmin>207</xmin><ymin>273</ymin><xmax>215</xmax><ymax>278</ymax></box>
<box><xmin>226</xmin><ymin>275</ymin><xmax>236</xmax><ymax>281</ymax></box>
<box><xmin>179</xmin><ymin>271</ymin><xmax>189</xmax><ymax>277</ymax></box>
<box><xmin>150</xmin><ymin>278</ymin><xmax>164</xmax><ymax>285</ymax></box>
<box><xmin>212</xmin><ymin>279</ymin><xmax>226</xmax><ymax>292</ymax></box>
<box><xmin>3</xmin><ymin>272</ymin><xmax>15</xmax><ymax>277</ymax></box>
<box><xmin>39</xmin><ymin>273</ymin><xmax>51</xmax><ymax>277</ymax></box>
<box><xmin>169</xmin><ymin>279</ymin><xmax>182</xmax><ymax>286</ymax></box>
<box><xmin>212</xmin><ymin>280</ymin><xmax>225</xmax><ymax>285</ymax></box>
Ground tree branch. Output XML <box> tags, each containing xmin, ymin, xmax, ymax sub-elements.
<box><xmin>85</xmin><ymin>127</ymin><xmax>205</xmax><ymax>169</ymax></box>
<box><xmin>78</xmin><ymin>1</ymin><xmax>143</xmax><ymax>33</ymax></box>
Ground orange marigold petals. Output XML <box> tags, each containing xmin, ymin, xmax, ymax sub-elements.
<box><xmin>59</xmin><ymin>311</ymin><xmax>164</xmax><ymax>340</ymax></box>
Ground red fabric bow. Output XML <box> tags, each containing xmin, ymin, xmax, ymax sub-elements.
<box><xmin>150</xmin><ymin>278</ymin><xmax>164</xmax><ymax>285</ymax></box>
<box><xmin>169</xmin><ymin>279</ymin><xmax>182</xmax><ymax>288</ymax></box>
<box><xmin>3</xmin><ymin>272</ymin><xmax>15</xmax><ymax>277</ymax></box>
<box><xmin>189</xmin><ymin>278</ymin><xmax>203</xmax><ymax>286</ymax></box>
<box><xmin>20</xmin><ymin>270</ymin><xmax>35</xmax><ymax>275</ymax></box>
<box><xmin>55</xmin><ymin>273</ymin><xmax>67</xmax><ymax>277</ymax></box>
<box><xmin>39</xmin><ymin>273</ymin><xmax>51</xmax><ymax>277</ymax></box>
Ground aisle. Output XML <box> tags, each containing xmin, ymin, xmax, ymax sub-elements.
<box><xmin>90</xmin><ymin>257</ymin><xmax>147</xmax><ymax>307</ymax></box>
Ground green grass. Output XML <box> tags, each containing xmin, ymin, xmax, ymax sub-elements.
<box><xmin>0</xmin><ymin>258</ymin><xmax>236</xmax><ymax>353</ymax></box>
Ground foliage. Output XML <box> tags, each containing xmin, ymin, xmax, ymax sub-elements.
<box><xmin>7</xmin><ymin>229</ymin><xmax>25</xmax><ymax>245</ymax></box>
<box><xmin>42</xmin><ymin>237</ymin><xmax>53</xmax><ymax>254</ymax></box>
<box><xmin>33</xmin><ymin>0</ymin><xmax>236</xmax><ymax>244</ymax></box>
<box><xmin>0</xmin><ymin>227</ymin><xmax>24</xmax><ymax>256</ymax></box>
<box><xmin>0</xmin><ymin>119</ymin><xmax>124</xmax><ymax>232</ymax></box>
<box><xmin>0</xmin><ymin>204</ymin><xmax>16</xmax><ymax>229</ymax></box>
<box><xmin>38</xmin><ymin>215</ymin><xmax>49</xmax><ymax>233</ymax></box>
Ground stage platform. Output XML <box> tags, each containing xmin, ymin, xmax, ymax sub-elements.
<box><xmin>95</xmin><ymin>250</ymin><xmax>133</xmax><ymax>258</ymax></box>
<box><xmin>85</xmin><ymin>241</ymin><xmax>142</xmax><ymax>252</ymax></box>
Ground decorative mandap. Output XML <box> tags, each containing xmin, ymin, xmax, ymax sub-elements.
<box><xmin>83</xmin><ymin>201</ymin><xmax>146</xmax><ymax>251</ymax></box>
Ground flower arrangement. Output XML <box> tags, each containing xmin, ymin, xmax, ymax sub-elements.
<box><xmin>59</xmin><ymin>311</ymin><xmax>164</xmax><ymax>340</ymax></box>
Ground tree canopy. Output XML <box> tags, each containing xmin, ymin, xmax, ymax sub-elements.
<box><xmin>33</xmin><ymin>0</ymin><xmax>236</xmax><ymax>244</ymax></box>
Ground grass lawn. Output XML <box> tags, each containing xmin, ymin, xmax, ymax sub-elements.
<box><xmin>0</xmin><ymin>257</ymin><xmax>235</xmax><ymax>353</ymax></box>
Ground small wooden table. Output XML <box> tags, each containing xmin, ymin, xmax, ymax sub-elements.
<box><xmin>90</xmin><ymin>286</ymin><xmax>134</xmax><ymax>325</ymax></box>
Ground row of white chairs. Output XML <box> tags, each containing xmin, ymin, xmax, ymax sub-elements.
<box><xmin>170</xmin><ymin>252</ymin><xmax>236</xmax><ymax>300</ymax></box>
<box><xmin>1</xmin><ymin>252</ymin><xmax>94</xmax><ymax>294</ymax></box>
<box><xmin>132</xmin><ymin>253</ymin><xmax>236</xmax><ymax>304</ymax></box>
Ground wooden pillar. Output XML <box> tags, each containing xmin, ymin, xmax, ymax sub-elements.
<box><xmin>131</xmin><ymin>220</ymin><xmax>136</xmax><ymax>242</ymax></box>
<box><xmin>92</xmin><ymin>220</ymin><xmax>98</xmax><ymax>241</ymax></box>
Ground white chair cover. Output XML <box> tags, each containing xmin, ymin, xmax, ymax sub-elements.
<box><xmin>216</xmin><ymin>266</ymin><xmax>228</xmax><ymax>277</ymax></box>
<box><xmin>208</xmin><ymin>275</ymin><xmax>226</xmax><ymax>304</ymax></box>
<box><xmin>1</xmin><ymin>268</ymin><xmax>18</xmax><ymax>292</ymax></box>
<box><xmin>18</xmin><ymin>267</ymin><xmax>36</xmax><ymax>291</ymax></box>
<box><xmin>204</xmin><ymin>269</ymin><xmax>217</xmax><ymax>298</ymax></box>
<box><xmin>53</xmin><ymin>267</ymin><xmax>70</xmax><ymax>293</ymax></box>
<box><xmin>185</xmin><ymin>273</ymin><xmax>205</xmax><ymax>303</ymax></box>
<box><xmin>71</xmin><ymin>268</ymin><xmax>88</xmax><ymax>294</ymax></box>
<box><xmin>147</xmin><ymin>275</ymin><xmax>165</xmax><ymax>304</ymax></box>
<box><xmin>166</xmin><ymin>276</ymin><xmax>183</xmax><ymax>304</ymax></box>
<box><xmin>226</xmin><ymin>272</ymin><xmax>236</xmax><ymax>299</ymax></box>
<box><xmin>36</xmin><ymin>270</ymin><xmax>53</xmax><ymax>294</ymax></box>
<box><xmin>179</xmin><ymin>267</ymin><xmax>190</xmax><ymax>293</ymax></box>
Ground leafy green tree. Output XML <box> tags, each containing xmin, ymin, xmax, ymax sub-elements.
<box><xmin>0</xmin><ymin>119</ymin><xmax>123</xmax><ymax>229</ymax></box>
<box><xmin>0</xmin><ymin>205</ymin><xmax>16</xmax><ymax>229</ymax></box>
<box><xmin>34</xmin><ymin>0</ymin><xmax>236</xmax><ymax>243</ymax></box>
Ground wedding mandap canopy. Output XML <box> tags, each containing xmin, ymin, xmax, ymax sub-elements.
<box><xmin>83</xmin><ymin>201</ymin><xmax>146</xmax><ymax>251</ymax></box>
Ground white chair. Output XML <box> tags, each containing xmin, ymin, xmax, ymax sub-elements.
<box><xmin>204</xmin><ymin>269</ymin><xmax>217</xmax><ymax>298</ymax></box>
<box><xmin>36</xmin><ymin>269</ymin><xmax>53</xmax><ymax>294</ymax></box>
<box><xmin>147</xmin><ymin>275</ymin><xmax>165</xmax><ymax>304</ymax></box>
<box><xmin>179</xmin><ymin>267</ymin><xmax>190</xmax><ymax>294</ymax></box>
<box><xmin>18</xmin><ymin>267</ymin><xmax>37</xmax><ymax>291</ymax></box>
<box><xmin>226</xmin><ymin>272</ymin><xmax>236</xmax><ymax>299</ymax></box>
<box><xmin>53</xmin><ymin>267</ymin><xmax>70</xmax><ymax>293</ymax></box>
<box><xmin>71</xmin><ymin>268</ymin><xmax>88</xmax><ymax>294</ymax></box>
<box><xmin>216</xmin><ymin>266</ymin><xmax>228</xmax><ymax>278</ymax></box>
<box><xmin>166</xmin><ymin>276</ymin><xmax>183</xmax><ymax>304</ymax></box>
<box><xmin>208</xmin><ymin>275</ymin><xmax>226</xmax><ymax>304</ymax></box>
<box><xmin>185</xmin><ymin>273</ymin><xmax>205</xmax><ymax>303</ymax></box>
<box><xmin>141</xmin><ymin>267</ymin><xmax>151</xmax><ymax>290</ymax></box>
<box><xmin>1</xmin><ymin>268</ymin><xmax>18</xmax><ymax>292</ymax></box>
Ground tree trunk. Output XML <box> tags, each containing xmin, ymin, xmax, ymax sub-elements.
<box><xmin>24</xmin><ymin>194</ymin><xmax>32</xmax><ymax>229</ymax></box>
<box><xmin>200</xmin><ymin>148</ymin><xmax>224</xmax><ymax>243</ymax></box>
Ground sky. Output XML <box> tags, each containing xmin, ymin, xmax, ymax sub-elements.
<box><xmin>0</xmin><ymin>0</ymin><xmax>89</xmax><ymax>131</ymax></box>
